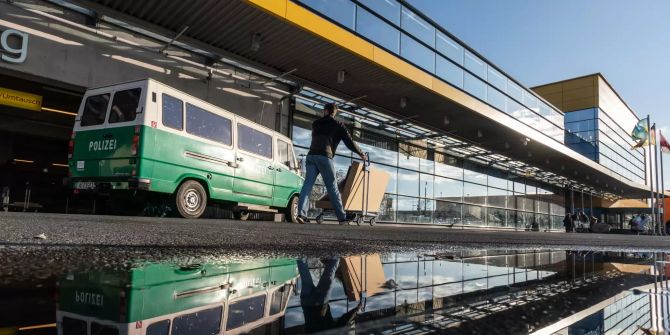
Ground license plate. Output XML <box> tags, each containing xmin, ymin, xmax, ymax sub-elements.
<box><xmin>74</xmin><ymin>181</ymin><xmax>96</xmax><ymax>190</ymax></box>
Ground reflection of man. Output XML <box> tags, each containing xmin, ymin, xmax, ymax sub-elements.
<box><xmin>298</xmin><ymin>258</ymin><xmax>360</xmax><ymax>333</ymax></box>
<box><xmin>297</xmin><ymin>103</ymin><xmax>366</xmax><ymax>225</ymax></box>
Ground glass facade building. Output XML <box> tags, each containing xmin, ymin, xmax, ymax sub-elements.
<box><xmin>565</xmin><ymin>108</ymin><xmax>646</xmax><ymax>184</ymax></box>
<box><xmin>292</xmin><ymin>102</ymin><xmax>566</xmax><ymax>230</ymax></box>
<box><xmin>296</xmin><ymin>0</ymin><xmax>565</xmax><ymax>143</ymax></box>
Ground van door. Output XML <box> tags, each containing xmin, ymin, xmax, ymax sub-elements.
<box><xmin>233</xmin><ymin>122</ymin><xmax>274</xmax><ymax>204</ymax></box>
<box><xmin>272</xmin><ymin>138</ymin><xmax>300</xmax><ymax>207</ymax></box>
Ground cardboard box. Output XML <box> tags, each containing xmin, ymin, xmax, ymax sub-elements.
<box><xmin>316</xmin><ymin>161</ymin><xmax>390</xmax><ymax>213</ymax></box>
<box><xmin>339</xmin><ymin>254</ymin><xmax>386</xmax><ymax>301</ymax></box>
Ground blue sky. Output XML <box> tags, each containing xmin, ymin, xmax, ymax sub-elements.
<box><xmin>407</xmin><ymin>0</ymin><xmax>670</xmax><ymax>188</ymax></box>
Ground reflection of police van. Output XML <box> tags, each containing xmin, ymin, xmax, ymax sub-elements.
<box><xmin>57</xmin><ymin>259</ymin><xmax>298</xmax><ymax>335</ymax></box>
<box><xmin>68</xmin><ymin>79</ymin><xmax>303</xmax><ymax>220</ymax></box>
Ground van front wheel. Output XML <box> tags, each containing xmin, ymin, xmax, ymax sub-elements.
<box><xmin>285</xmin><ymin>196</ymin><xmax>299</xmax><ymax>224</ymax></box>
<box><xmin>175</xmin><ymin>180</ymin><xmax>207</xmax><ymax>219</ymax></box>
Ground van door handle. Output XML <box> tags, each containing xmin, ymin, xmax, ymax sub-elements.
<box><xmin>268</xmin><ymin>166</ymin><xmax>275</xmax><ymax>170</ymax></box>
<box><xmin>276</xmin><ymin>167</ymin><xmax>282</xmax><ymax>172</ymax></box>
<box><xmin>236</xmin><ymin>157</ymin><xmax>244</xmax><ymax>162</ymax></box>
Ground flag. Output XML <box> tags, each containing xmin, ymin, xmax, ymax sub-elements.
<box><xmin>661</xmin><ymin>132</ymin><xmax>670</xmax><ymax>154</ymax></box>
<box><xmin>630</xmin><ymin>119</ymin><xmax>648</xmax><ymax>149</ymax></box>
<box><xmin>649</xmin><ymin>124</ymin><xmax>657</xmax><ymax>145</ymax></box>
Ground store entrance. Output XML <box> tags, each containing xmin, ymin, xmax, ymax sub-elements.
<box><xmin>0</xmin><ymin>72</ymin><xmax>83</xmax><ymax>213</ymax></box>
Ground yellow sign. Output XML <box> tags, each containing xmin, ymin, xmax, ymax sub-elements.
<box><xmin>0</xmin><ymin>87</ymin><xmax>42</xmax><ymax>111</ymax></box>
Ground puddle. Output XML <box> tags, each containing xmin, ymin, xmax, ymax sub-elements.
<box><xmin>1</xmin><ymin>249</ymin><xmax>668</xmax><ymax>334</ymax></box>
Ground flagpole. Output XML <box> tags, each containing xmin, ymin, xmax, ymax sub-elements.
<box><xmin>660</xmin><ymin>123</ymin><xmax>664</xmax><ymax>235</ymax></box>
<box><xmin>661</xmin><ymin>129</ymin><xmax>667</xmax><ymax>235</ymax></box>
<box><xmin>648</xmin><ymin>116</ymin><xmax>656</xmax><ymax>235</ymax></box>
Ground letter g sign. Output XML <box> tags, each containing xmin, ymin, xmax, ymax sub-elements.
<box><xmin>1</xmin><ymin>29</ymin><xmax>28</xmax><ymax>64</ymax></box>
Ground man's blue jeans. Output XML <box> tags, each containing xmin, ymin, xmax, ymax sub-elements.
<box><xmin>298</xmin><ymin>154</ymin><xmax>347</xmax><ymax>221</ymax></box>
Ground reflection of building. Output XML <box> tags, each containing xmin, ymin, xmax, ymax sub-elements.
<box><xmin>0</xmin><ymin>0</ymin><xmax>658</xmax><ymax>226</ymax></box>
<box><xmin>284</xmin><ymin>251</ymin><xmax>664</xmax><ymax>334</ymax></box>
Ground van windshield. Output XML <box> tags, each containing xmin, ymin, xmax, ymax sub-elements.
<box><xmin>108</xmin><ymin>88</ymin><xmax>141</xmax><ymax>124</ymax></box>
<box><xmin>80</xmin><ymin>93</ymin><xmax>110</xmax><ymax>126</ymax></box>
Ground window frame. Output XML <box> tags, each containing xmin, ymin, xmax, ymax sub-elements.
<box><xmin>225</xmin><ymin>293</ymin><xmax>268</xmax><ymax>331</ymax></box>
<box><xmin>237</xmin><ymin>122</ymin><xmax>273</xmax><ymax>160</ymax></box>
<box><xmin>276</xmin><ymin>138</ymin><xmax>296</xmax><ymax>169</ymax></box>
<box><xmin>171</xmin><ymin>305</ymin><xmax>224</xmax><ymax>335</ymax></box>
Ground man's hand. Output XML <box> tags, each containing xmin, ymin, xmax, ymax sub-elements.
<box><xmin>359</xmin><ymin>153</ymin><xmax>367</xmax><ymax>162</ymax></box>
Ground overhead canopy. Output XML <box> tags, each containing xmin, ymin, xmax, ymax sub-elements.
<box><xmin>70</xmin><ymin>0</ymin><xmax>652</xmax><ymax>198</ymax></box>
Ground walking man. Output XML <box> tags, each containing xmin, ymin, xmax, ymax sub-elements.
<box><xmin>297</xmin><ymin>103</ymin><xmax>366</xmax><ymax>225</ymax></box>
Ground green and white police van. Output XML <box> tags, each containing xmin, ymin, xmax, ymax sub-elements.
<box><xmin>68</xmin><ymin>79</ymin><xmax>303</xmax><ymax>221</ymax></box>
<box><xmin>57</xmin><ymin>259</ymin><xmax>298</xmax><ymax>335</ymax></box>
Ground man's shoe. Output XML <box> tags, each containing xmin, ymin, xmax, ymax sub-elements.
<box><xmin>339</xmin><ymin>220</ymin><xmax>350</xmax><ymax>226</ymax></box>
<box><xmin>296</xmin><ymin>215</ymin><xmax>310</xmax><ymax>224</ymax></box>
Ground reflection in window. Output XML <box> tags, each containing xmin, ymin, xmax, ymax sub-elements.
<box><xmin>400</xmin><ymin>6</ymin><xmax>435</xmax><ymax>47</ymax></box>
<box><xmin>435</xmin><ymin>201</ymin><xmax>461</xmax><ymax>225</ymax></box>
<box><xmin>238</xmin><ymin>124</ymin><xmax>273</xmax><ymax>159</ymax></box>
<box><xmin>397</xmin><ymin>168</ymin><xmax>419</xmax><ymax>197</ymax></box>
<box><xmin>487</xmin><ymin>187</ymin><xmax>507</xmax><ymax>208</ymax></box>
<box><xmin>356</xmin><ymin>8</ymin><xmax>400</xmax><ymax>53</ymax></box>
<box><xmin>463</xmin><ymin>182</ymin><xmax>487</xmax><ymax>205</ymax></box>
<box><xmin>464</xmin><ymin>51</ymin><xmax>486</xmax><ymax>79</ymax></box>
<box><xmin>436</xmin><ymin>31</ymin><xmax>463</xmax><ymax>64</ymax></box>
<box><xmin>379</xmin><ymin>194</ymin><xmax>396</xmax><ymax>222</ymax></box>
<box><xmin>146</xmin><ymin>320</ymin><xmax>170</xmax><ymax>335</ymax></box>
<box><xmin>172</xmin><ymin>306</ymin><xmax>222</xmax><ymax>335</ymax></box>
<box><xmin>299</xmin><ymin>0</ymin><xmax>356</xmax><ymax>29</ymax></box>
<box><xmin>434</xmin><ymin>176</ymin><xmax>462</xmax><ymax>202</ymax></box>
<box><xmin>436</xmin><ymin>55</ymin><xmax>463</xmax><ymax>88</ymax></box>
<box><xmin>401</xmin><ymin>34</ymin><xmax>435</xmax><ymax>73</ymax></box>
<box><xmin>464</xmin><ymin>72</ymin><xmax>487</xmax><ymax>101</ymax></box>
<box><xmin>359</xmin><ymin>0</ymin><xmax>400</xmax><ymax>24</ymax></box>
<box><xmin>420</xmin><ymin>173</ymin><xmax>433</xmax><ymax>199</ymax></box>
<box><xmin>397</xmin><ymin>196</ymin><xmax>432</xmax><ymax>223</ymax></box>
<box><xmin>270</xmin><ymin>284</ymin><xmax>291</xmax><ymax>315</ymax></box>
<box><xmin>463</xmin><ymin>204</ymin><xmax>485</xmax><ymax>225</ymax></box>
<box><xmin>487</xmin><ymin>86</ymin><xmax>506</xmax><ymax>111</ymax></box>
<box><xmin>186</xmin><ymin>104</ymin><xmax>232</xmax><ymax>145</ymax></box>
<box><xmin>488</xmin><ymin>208</ymin><xmax>506</xmax><ymax>227</ymax></box>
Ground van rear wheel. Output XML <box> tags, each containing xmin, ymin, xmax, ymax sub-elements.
<box><xmin>175</xmin><ymin>180</ymin><xmax>207</xmax><ymax>219</ymax></box>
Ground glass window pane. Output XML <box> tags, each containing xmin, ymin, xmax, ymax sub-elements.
<box><xmin>436</xmin><ymin>32</ymin><xmax>463</xmax><ymax>64</ymax></box>
<box><xmin>420</xmin><ymin>173</ymin><xmax>433</xmax><ymax>199</ymax></box>
<box><xmin>359</xmin><ymin>0</ymin><xmax>400</xmax><ymax>25</ymax></box>
<box><xmin>109</xmin><ymin>88</ymin><xmax>141</xmax><ymax>124</ymax></box>
<box><xmin>464</xmin><ymin>72</ymin><xmax>486</xmax><ymax>101</ymax></box>
<box><xmin>463</xmin><ymin>182</ymin><xmax>487</xmax><ymax>205</ymax></box>
<box><xmin>226</xmin><ymin>295</ymin><xmax>266</xmax><ymax>330</ymax></box>
<box><xmin>80</xmin><ymin>93</ymin><xmax>110</xmax><ymax>126</ymax></box>
<box><xmin>291</xmin><ymin>125</ymin><xmax>311</xmax><ymax>148</ymax></box>
<box><xmin>435</xmin><ymin>201</ymin><xmax>461</xmax><ymax>225</ymax></box>
<box><xmin>487</xmin><ymin>86</ymin><xmax>506</xmax><ymax>111</ymax></box>
<box><xmin>186</xmin><ymin>104</ymin><xmax>232</xmax><ymax>145</ymax></box>
<box><xmin>435</xmin><ymin>154</ymin><xmax>462</xmax><ymax>179</ymax></box>
<box><xmin>488</xmin><ymin>187</ymin><xmax>507</xmax><ymax>208</ymax></box>
<box><xmin>506</xmin><ymin>80</ymin><xmax>523</xmax><ymax>102</ymax></box>
<box><xmin>436</xmin><ymin>55</ymin><xmax>463</xmax><ymax>88</ymax></box>
<box><xmin>172</xmin><ymin>306</ymin><xmax>223</xmax><ymax>335</ymax></box>
<box><xmin>420</xmin><ymin>157</ymin><xmax>434</xmax><ymax>174</ymax></box>
<box><xmin>464</xmin><ymin>51</ymin><xmax>486</xmax><ymax>79</ymax></box>
<box><xmin>488</xmin><ymin>208</ymin><xmax>506</xmax><ymax>227</ymax></box>
<box><xmin>270</xmin><ymin>284</ymin><xmax>291</xmax><ymax>315</ymax></box>
<box><xmin>434</xmin><ymin>176</ymin><xmax>462</xmax><ymax>202</ymax></box>
<box><xmin>400</xmin><ymin>34</ymin><xmax>434</xmax><ymax>72</ymax></box>
<box><xmin>299</xmin><ymin>0</ymin><xmax>356</xmax><ymax>29</ymax></box>
<box><xmin>401</xmin><ymin>6</ymin><xmax>435</xmax><ymax>47</ymax></box>
<box><xmin>357</xmin><ymin>8</ymin><xmax>400</xmax><ymax>53</ymax></box>
<box><xmin>379</xmin><ymin>194</ymin><xmax>396</xmax><ymax>221</ymax></box>
<box><xmin>147</xmin><ymin>320</ymin><xmax>170</xmax><ymax>335</ymax></box>
<box><xmin>463</xmin><ymin>204</ymin><xmax>485</xmax><ymax>225</ymax></box>
<box><xmin>278</xmin><ymin>140</ymin><xmax>291</xmax><ymax>167</ymax></box>
<box><xmin>397</xmin><ymin>168</ymin><xmax>419</xmax><ymax>197</ymax></box>
<box><xmin>162</xmin><ymin>94</ymin><xmax>183</xmax><ymax>130</ymax></box>
<box><xmin>397</xmin><ymin>196</ymin><xmax>431</xmax><ymax>223</ymax></box>
<box><xmin>238</xmin><ymin>124</ymin><xmax>273</xmax><ymax>159</ymax></box>
<box><xmin>487</xmin><ymin>67</ymin><xmax>506</xmax><ymax>91</ymax></box>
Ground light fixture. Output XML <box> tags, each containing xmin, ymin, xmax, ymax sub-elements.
<box><xmin>522</xmin><ymin>137</ymin><xmax>530</xmax><ymax>146</ymax></box>
<box><xmin>337</xmin><ymin>70</ymin><xmax>346</xmax><ymax>84</ymax></box>
<box><xmin>400</xmin><ymin>96</ymin><xmax>407</xmax><ymax>109</ymax></box>
<box><xmin>477</xmin><ymin>130</ymin><xmax>483</xmax><ymax>138</ymax></box>
<box><xmin>504</xmin><ymin>142</ymin><xmax>510</xmax><ymax>149</ymax></box>
<box><xmin>250</xmin><ymin>33</ymin><xmax>262</xmax><ymax>52</ymax></box>
<box><xmin>443</xmin><ymin>115</ymin><xmax>450</xmax><ymax>125</ymax></box>
<box><xmin>42</xmin><ymin>107</ymin><xmax>77</xmax><ymax>116</ymax></box>
<box><xmin>52</xmin><ymin>163</ymin><xmax>68</xmax><ymax>168</ymax></box>
<box><xmin>528</xmin><ymin>152</ymin><xmax>532</xmax><ymax>158</ymax></box>
<box><xmin>13</xmin><ymin>158</ymin><xmax>34</xmax><ymax>164</ymax></box>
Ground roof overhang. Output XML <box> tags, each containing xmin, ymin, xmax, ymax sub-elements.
<box><xmin>71</xmin><ymin>0</ymin><xmax>651</xmax><ymax>198</ymax></box>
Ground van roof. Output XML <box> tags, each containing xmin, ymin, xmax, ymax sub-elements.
<box><xmin>85</xmin><ymin>78</ymin><xmax>292</xmax><ymax>141</ymax></box>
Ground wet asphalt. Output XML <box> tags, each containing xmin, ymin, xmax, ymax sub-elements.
<box><xmin>1</xmin><ymin>212</ymin><xmax>670</xmax><ymax>281</ymax></box>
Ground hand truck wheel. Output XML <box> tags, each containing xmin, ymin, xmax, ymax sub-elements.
<box><xmin>369</xmin><ymin>217</ymin><xmax>376</xmax><ymax>226</ymax></box>
<box><xmin>316</xmin><ymin>214</ymin><xmax>324</xmax><ymax>225</ymax></box>
<box><xmin>356</xmin><ymin>216</ymin><xmax>364</xmax><ymax>226</ymax></box>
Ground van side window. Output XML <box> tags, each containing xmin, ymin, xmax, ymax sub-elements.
<box><xmin>146</xmin><ymin>320</ymin><xmax>170</xmax><ymax>335</ymax></box>
<box><xmin>90</xmin><ymin>322</ymin><xmax>119</xmax><ymax>335</ymax></box>
<box><xmin>226</xmin><ymin>295</ymin><xmax>266</xmax><ymax>330</ymax></box>
<box><xmin>108</xmin><ymin>88</ymin><xmax>141</xmax><ymax>124</ymax></box>
<box><xmin>238</xmin><ymin>124</ymin><xmax>272</xmax><ymax>159</ymax></box>
<box><xmin>162</xmin><ymin>94</ymin><xmax>183</xmax><ymax>130</ymax></box>
<box><xmin>186</xmin><ymin>103</ymin><xmax>232</xmax><ymax>145</ymax></box>
<box><xmin>172</xmin><ymin>306</ymin><xmax>222</xmax><ymax>335</ymax></box>
<box><xmin>277</xmin><ymin>140</ymin><xmax>290</xmax><ymax>167</ymax></box>
<box><xmin>80</xmin><ymin>93</ymin><xmax>110</xmax><ymax>126</ymax></box>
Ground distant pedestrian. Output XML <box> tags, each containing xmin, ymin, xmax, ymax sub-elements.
<box><xmin>563</xmin><ymin>213</ymin><xmax>574</xmax><ymax>233</ymax></box>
